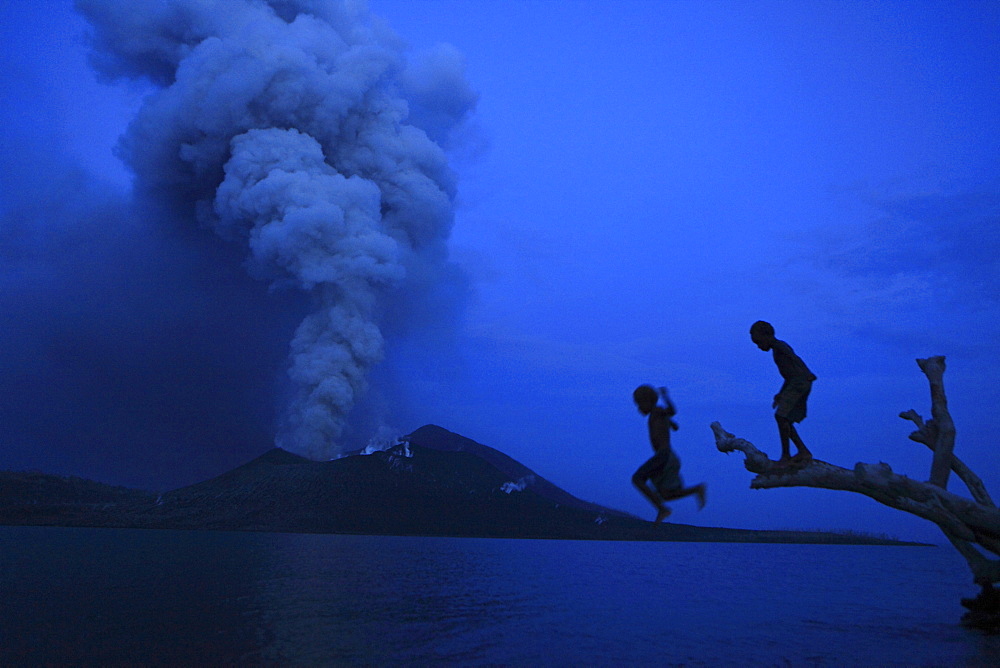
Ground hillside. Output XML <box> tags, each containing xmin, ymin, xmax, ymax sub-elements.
<box><xmin>0</xmin><ymin>425</ymin><xmax>927</xmax><ymax>545</ymax></box>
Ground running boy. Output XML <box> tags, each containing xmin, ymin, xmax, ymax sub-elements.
<box><xmin>632</xmin><ymin>384</ymin><xmax>706</xmax><ymax>522</ymax></box>
<box><xmin>749</xmin><ymin>320</ymin><xmax>817</xmax><ymax>467</ymax></box>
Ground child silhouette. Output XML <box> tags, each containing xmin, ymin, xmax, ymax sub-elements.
<box><xmin>750</xmin><ymin>320</ymin><xmax>816</xmax><ymax>467</ymax></box>
<box><xmin>631</xmin><ymin>385</ymin><xmax>706</xmax><ymax>522</ymax></box>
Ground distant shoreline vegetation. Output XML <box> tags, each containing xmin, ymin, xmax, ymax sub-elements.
<box><xmin>784</xmin><ymin>527</ymin><xmax>908</xmax><ymax>544</ymax></box>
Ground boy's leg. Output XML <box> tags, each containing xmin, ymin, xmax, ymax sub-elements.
<box><xmin>788</xmin><ymin>424</ymin><xmax>812</xmax><ymax>461</ymax></box>
<box><xmin>634</xmin><ymin>478</ymin><xmax>671</xmax><ymax>522</ymax></box>
<box><xmin>776</xmin><ymin>415</ymin><xmax>792</xmax><ymax>462</ymax></box>
<box><xmin>776</xmin><ymin>381</ymin><xmax>812</xmax><ymax>463</ymax></box>
<box><xmin>775</xmin><ymin>381</ymin><xmax>813</xmax><ymax>462</ymax></box>
<box><xmin>695</xmin><ymin>483</ymin><xmax>706</xmax><ymax>509</ymax></box>
<box><xmin>662</xmin><ymin>483</ymin><xmax>707</xmax><ymax>510</ymax></box>
<box><xmin>632</xmin><ymin>460</ymin><xmax>667</xmax><ymax>516</ymax></box>
<box><xmin>632</xmin><ymin>474</ymin><xmax>664</xmax><ymax>509</ymax></box>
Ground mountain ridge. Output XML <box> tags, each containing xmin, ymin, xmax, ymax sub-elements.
<box><xmin>0</xmin><ymin>424</ymin><xmax>928</xmax><ymax>545</ymax></box>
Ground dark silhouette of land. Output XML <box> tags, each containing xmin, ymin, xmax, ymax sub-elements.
<box><xmin>0</xmin><ymin>425</ymin><xmax>926</xmax><ymax>545</ymax></box>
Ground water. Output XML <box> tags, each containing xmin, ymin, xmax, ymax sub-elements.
<box><xmin>1</xmin><ymin>527</ymin><xmax>998</xmax><ymax>666</ymax></box>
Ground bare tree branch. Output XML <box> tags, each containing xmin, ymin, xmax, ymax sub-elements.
<box><xmin>918</xmin><ymin>356</ymin><xmax>958</xmax><ymax>488</ymax></box>
<box><xmin>712</xmin><ymin>420</ymin><xmax>1000</xmax><ymax>584</ymax></box>
<box><xmin>712</xmin><ymin>422</ymin><xmax>998</xmax><ymax>537</ymax></box>
<box><xmin>900</xmin><ymin>409</ymin><xmax>994</xmax><ymax>507</ymax></box>
<box><xmin>715</xmin><ymin>355</ymin><xmax>1000</xmax><ymax>625</ymax></box>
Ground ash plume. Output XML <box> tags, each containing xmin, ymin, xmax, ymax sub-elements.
<box><xmin>75</xmin><ymin>0</ymin><xmax>477</xmax><ymax>459</ymax></box>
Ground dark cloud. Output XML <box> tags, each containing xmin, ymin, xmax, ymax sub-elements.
<box><xmin>820</xmin><ymin>188</ymin><xmax>1000</xmax><ymax>290</ymax></box>
<box><xmin>800</xmin><ymin>185</ymin><xmax>1000</xmax><ymax>356</ymax></box>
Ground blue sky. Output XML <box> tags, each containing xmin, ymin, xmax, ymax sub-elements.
<box><xmin>1</xmin><ymin>0</ymin><xmax>998</xmax><ymax>544</ymax></box>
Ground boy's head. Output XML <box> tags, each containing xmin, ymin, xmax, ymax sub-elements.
<box><xmin>750</xmin><ymin>320</ymin><xmax>775</xmax><ymax>351</ymax></box>
<box><xmin>633</xmin><ymin>384</ymin><xmax>658</xmax><ymax>415</ymax></box>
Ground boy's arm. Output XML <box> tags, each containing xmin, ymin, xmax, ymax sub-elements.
<box><xmin>657</xmin><ymin>387</ymin><xmax>679</xmax><ymax>430</ymax></box>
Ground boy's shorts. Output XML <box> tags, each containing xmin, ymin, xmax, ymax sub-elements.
<box><xmin>775</xmin><ymin>379</ymin><xmax>812</xmax><ymax>423</ymax></box>
<box><xmin>635</xmin><ymin>448</ymin><xmax>683</xmax><ymax>495</ymax></box>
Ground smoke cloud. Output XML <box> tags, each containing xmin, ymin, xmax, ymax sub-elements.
<box><xmin>75</xmin><ymin>0</ymin><xmax>477</xmax><ymax>460</ymax></box>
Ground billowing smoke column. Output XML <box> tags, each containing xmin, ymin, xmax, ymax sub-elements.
<box><xmin>77</xmin><ymin>0</ymin><xmax>476</xmax><ymax>459</ymax></box>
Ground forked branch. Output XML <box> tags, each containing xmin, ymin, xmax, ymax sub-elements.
<box><xmin>712</xmin><ymin>355</ymin><xmax>1000</xmax><ymax>588</ymax></box>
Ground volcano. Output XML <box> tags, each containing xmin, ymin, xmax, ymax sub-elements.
<box><xmin>0</xmin><ymin>425</ymin><xmax>924</xmax><ymax>544</ymax></box>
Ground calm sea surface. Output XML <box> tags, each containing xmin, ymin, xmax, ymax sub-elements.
<box><xmin>1</xmin><ymin>527</ymin><xmax>998</xmax><ymax>666</ymax></box>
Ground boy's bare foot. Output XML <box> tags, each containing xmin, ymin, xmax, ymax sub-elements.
<box><xmin>774</xmin><ymin>457</ymin><xmax>795</xmax><ymax>469</ymax></box>
<box><xmin>655</xmin><ymin>506</ymin><xmax>672</xmax><ymax>523</ymax></box>
<box><xmin>791</xmin><ymin>451</ymin><xmax>813</xmax><ymax>464</ymax></box>
<box><xmin>695</xmin><ymin>484</ymin><xmax>707</xmax><ymax>510</ymax></box>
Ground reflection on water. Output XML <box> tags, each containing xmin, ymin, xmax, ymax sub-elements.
<box><xmin>244</xmin><ymin>533</ymin><xmax>540</xmax><ymax>663</ymax></box>
<box><xmin>1</xmin><ymin>527</ymin><xmax>998</xmax><ymax>665</ymax></box>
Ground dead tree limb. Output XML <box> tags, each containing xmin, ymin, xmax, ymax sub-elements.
<box><xmin>712</xmin><ymin>355</ymin><xmax>1000</xmax><ymax>599</ymax></box>
<box><xmin>899</xmin><ymin>409</ymin><xmax>993</xmax><ymax>507</ymax></box>
<box><xmin>918</xmin><ymin>356</ymin><xmax>958</xmax><ymax>488</ymax></box>
<box><xmin>711</xmin><ymin>422</ymin><xmax>1000</xmax><ymax>565</ymax></box>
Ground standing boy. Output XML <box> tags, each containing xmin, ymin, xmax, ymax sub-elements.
<box><xmin>749</xmin><ymin>320</ymin><xmax>817</xmax><ymax>467</ymax></box>
<box><xmin>632</xmin><ymin>384</ymin><xmax>706</xmax><ymax>522</ymax></box>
